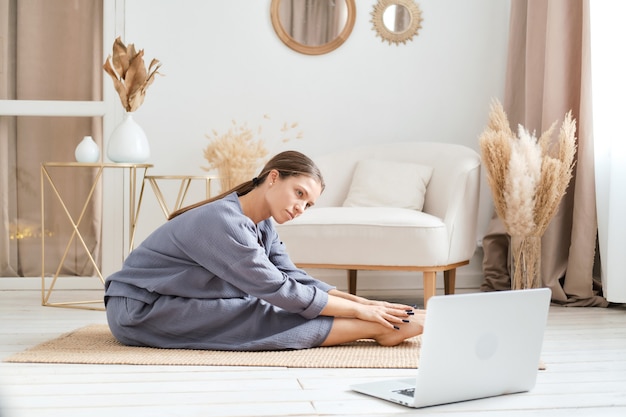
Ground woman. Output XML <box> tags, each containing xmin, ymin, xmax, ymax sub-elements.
<box><xmin>105</xmin><ymin>151</ymin><xmax>425</xmax><ymax>351</ymax></box>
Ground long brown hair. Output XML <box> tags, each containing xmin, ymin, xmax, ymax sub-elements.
<box><xmin>168</xmin><ymin>150</ymin><xmax>325</xmax><ymax>220</ymax></box>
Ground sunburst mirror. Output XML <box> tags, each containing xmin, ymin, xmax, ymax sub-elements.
<box><xmin>371</xmin><ymin>0</ymin><xmax>423</xmax><ymax>45</ymax></box>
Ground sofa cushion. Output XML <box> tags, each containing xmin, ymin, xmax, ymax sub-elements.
<box><xmin>342</xmin><ymin>159</ymin><xmax>433</xmax><ymax>210</ymax></box>
<box><xmin>276</xmin><ymin>207</ymin><xmax>449</xmax><ymax>266</ymax></box>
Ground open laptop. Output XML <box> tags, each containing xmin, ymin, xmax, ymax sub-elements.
<box><xmin>350</xmin><ymin>288</ymin><xmax>551</xmax><ymax>408</ymax></box>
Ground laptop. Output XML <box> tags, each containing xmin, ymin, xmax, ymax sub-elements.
<box><xmin>350</xmin><ymin>288</ymin><xmax>551</xmax><ymax>408</ymax></box>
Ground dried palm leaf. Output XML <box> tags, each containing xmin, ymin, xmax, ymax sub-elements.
<box><xmin>103</xmin><ymin>37</ymin><xmax>162</xmax><ymax>112</ymax></box>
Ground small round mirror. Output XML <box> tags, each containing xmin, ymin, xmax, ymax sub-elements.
<box><xmin>270</xmin><ymin>0</ymin><xmax>356</xmax><ymax>55</ymax></box>
<box><xmin>371</xmin><ymin>0</ymin><xmax>423</xmax><ymax>45</ymax></box>
<box><xmin>382</xmin><ymin>5</ymin><xmax>412</xmax><ymax>34</ymax></box>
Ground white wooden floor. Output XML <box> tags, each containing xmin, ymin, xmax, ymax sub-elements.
<box><xmin>1</xmin><ymin>289</ymin><xmax>625</xmax><ymax>417</ymax></box>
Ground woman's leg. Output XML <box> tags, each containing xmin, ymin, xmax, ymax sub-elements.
<box><xmin>107</xmin><ymin>295</ymin><xmax>334</xmax><ymax>350</ymax></box>
<box><xmin>320</xmin><ymin>310</ymin><xmax>425</xmax><ymax>347</ymax></box>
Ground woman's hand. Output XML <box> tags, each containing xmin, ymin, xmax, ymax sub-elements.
<box><xmin>320</xmin><ymin>290</ymin><xmax>425</xmax><ymax>347</ymax></box>
<box><xmin>352</xmin><ymin>303</ymin><xmax>414</xmax><ymax>330</ymax></box>
<box><xmin>324</xmin><ymin>290</ymin><xmax>417</xmax><ymax>330</ymax></box>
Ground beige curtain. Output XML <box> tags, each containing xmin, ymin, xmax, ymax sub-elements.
<box><xmin>0</xmin><ymin>0</ymin><xmax>103</xmax><ymax>277</ymax></box>
<box><xmin>0</xmin><ymin>0</ymin><xmax>17</xmax><ymax>276</ymax></box>
<box><xmin>481</xmin><ymin>0</ymin><xmax>607</xmax><ymax>306</ymax></box>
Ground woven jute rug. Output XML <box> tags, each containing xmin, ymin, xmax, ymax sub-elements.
<box><xmin>4</xmin><ymin>324</ymin><xmax>422</xmax><ymax>368</ymax></box>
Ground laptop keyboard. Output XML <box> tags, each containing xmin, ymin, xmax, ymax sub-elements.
<box><xmin>393</xmin><ymin>388</ymin><xmax>416</xmax><ymax>398</ymax></box>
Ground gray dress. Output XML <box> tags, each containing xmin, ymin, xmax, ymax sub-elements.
<box><xmin>104</xmin><ymin>192</ymin><xmax>335</xmax><ymax>351</ymax></box>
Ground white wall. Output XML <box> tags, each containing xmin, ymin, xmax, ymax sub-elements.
<box><xmin>104</xmin><ymin>0</ymin><xmax>511</xmax><ymax>295</ymax></box>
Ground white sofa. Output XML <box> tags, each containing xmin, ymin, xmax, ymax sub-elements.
<box><xmin>275</xmin><ymin>142</ymin><xmax>481</xmax><ymax>307</ymax></box>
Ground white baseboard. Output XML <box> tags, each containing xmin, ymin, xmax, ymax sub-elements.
<box><xmin>0</xmin><ymin>276</ymin><xmax>104</xmax><ymax>291</ymax></box>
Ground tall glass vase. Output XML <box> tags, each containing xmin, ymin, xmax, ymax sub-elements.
<box><xmin>510</xmin><ymin>235</ymin><xmax>542</xmax><ymax>290</ymax></box>
<box><xmin>107</xmin><ymin>112</ymin><xmax>150</xmax><ymax>163</ymax></box>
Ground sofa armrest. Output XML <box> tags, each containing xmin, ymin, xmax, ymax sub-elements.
<box><xmin>441</xmin><ymin>163</ymin><xmax>481</xmax><ymax>263</ymax></box>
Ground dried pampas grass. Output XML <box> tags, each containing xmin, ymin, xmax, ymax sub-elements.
<box><xmin>479</xmin><ymin>99</ymin><xmax>577</xmax><ymax>288</ymax></box>
<box><xmin>480</xmin><ymin>99</ymin><xmax>576</xmax><ymax>237</ymax></box>
<box><xmin>103</xmin><ymin>37</ymin><xmax>162</xmax><ymax>112</ymax></box>
<box><xmin>202</xmin><ymin>117</ymin><xmax>302</xmax><ymax>191</ymax></box>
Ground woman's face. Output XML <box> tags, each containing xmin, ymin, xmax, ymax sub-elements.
<box><xmin>268</xmin><ymin>173</ymin><xmax>322</xmax><ymax>224</ymax></box>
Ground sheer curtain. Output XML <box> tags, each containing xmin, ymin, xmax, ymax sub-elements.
<box><xmin>0</xmin><ymin>0</ymin><xmax>103</xmax><ymax>277</ymax></box>
<box><xmin>481</xmin><ymin>0</ymin><xmax>607</xmax><ymax>306</ymax></box>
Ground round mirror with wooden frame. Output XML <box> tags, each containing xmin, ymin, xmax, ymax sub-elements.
<box><xmin>270</xmin><ymin>0</ymin><xmax>357</xmax><ymax>55</ymax></box>
<box><xmin>371</xmin><ymin>0</ymin><xmax>423</xmax><ymax>45</ymax></box>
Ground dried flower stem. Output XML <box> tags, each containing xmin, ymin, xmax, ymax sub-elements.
<box><xmin>202</xmin><ymin>117</ymin><xmax>302</xmax><ymax>190</ymax></box>
<box><xmin>511</xmin><ymin>235</ymin><xmax>542</xmax><ymax>289</ymax></box>
<box><xmin>479</xmin><ymin>99</ymin><xmax>577</xmax><ymax>289</ymax></box>
<box><xmin>479</xmin><ymin>100</ymin><xmax>577</xmax><ymax>237</ymax></box>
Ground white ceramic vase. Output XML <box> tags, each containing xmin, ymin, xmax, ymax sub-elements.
<box><xmin>74</xmin><ymin>135</ymin><xmax>100</xmax><ymax>163</ymax></box>
<box><xmin>107</xmin><ymin>112</ymin><xmax>150</xmax><ymax>163</ymax></box>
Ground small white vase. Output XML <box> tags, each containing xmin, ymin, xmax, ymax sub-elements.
<box><xmin>74</xmin><ymin>135</ymin><xmax>100</xmax><ymax>163</ymax></box>
<box><xmin>107</xmin><ymin>112</ymin><xmax>150</xmax><ymax>163</ymax></box>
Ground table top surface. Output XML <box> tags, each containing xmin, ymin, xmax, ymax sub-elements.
<box><xmin>42</xmin><ymin>162</ymin><xmax>153</xmax><ymax>168</ymax></box>
<box><xmin>144</xmin><ymin>175</ymin><xmax>221</xmax><ymax>180</ymax></box>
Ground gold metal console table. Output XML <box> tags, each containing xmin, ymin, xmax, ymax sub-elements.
<box><xmin>141</xmin><ymin>175</ymin><xmax>221</xmax><ymax>218</ymax></box>
<box><xmin>40</xmin><ymin>162</ymin><xmax>152</xmax><ymax>310</ymax></box>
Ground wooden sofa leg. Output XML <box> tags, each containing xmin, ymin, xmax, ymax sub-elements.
<box><xmin>444</xmin><ymin>269</ymin><xmax>456</xmax><ymax>295</ymax></box>
<box><xmin>423</xmin><ymin>271</ymin><xmax>436</xmax><ymax>308</ymax></box>
<box><xmin>347</xmin><ymin>269</ymin><xmax>357</xmax><ymax>295</ymax></box>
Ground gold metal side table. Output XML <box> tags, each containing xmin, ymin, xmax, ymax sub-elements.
<box><xmin>40</xmin><ymin>162</ymin><xmax>152</xmax><ymax>310</ymax></box>
<box><xmin>141</xmin><ymin>175</ymin><xmax>221</xmax><ymax>218</ymax></box>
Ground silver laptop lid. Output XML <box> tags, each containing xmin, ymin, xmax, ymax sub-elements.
<box><xmin>411</xmin><ymin>288</ymin><xmax>551</xmax><ymax>407</ymax></box>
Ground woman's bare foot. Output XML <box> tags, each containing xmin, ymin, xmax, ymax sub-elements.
<box><xmin>375</xmin><ymin>309</ymin><xmax>426</xmax><ymax>346</ymax></box>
